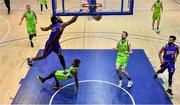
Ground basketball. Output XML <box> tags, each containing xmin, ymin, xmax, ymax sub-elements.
<box><xmin>93</xmin><ymin>15</ymin><xmax>102</xmax><ymax>21</ymax></box>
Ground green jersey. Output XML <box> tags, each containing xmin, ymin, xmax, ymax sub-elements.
<box><xmin>40</xmin><ymin>0</ymin><xmax>47</xmax><ymax>4</ymax></box>
<box><xmin>25</xmin><ymin>11</ymin><xmax>36</xmax><ymax>25</ymax></box>
<box><xmin>116</xmin><ymin>39</ymin><xmax>130</xmax><ymax>69</ymax></box>
<box><xmin>55</xmin><ymin>66</ymin><xmax>78</xmax><ymax>80</ymax></box>
<box><xmin>117</xmin><ymin>39</ymin><xmax>129</xmax><ymax>57</ymax></box>
<box><xmin>154</xmin><ymin>1</ymin><xmax>162</xmax><ymax>14</ymax></box>
<box><xmin>68</xmin><ymin>66</ymin><xmax>78</xmax><ymax>77</ymax></box>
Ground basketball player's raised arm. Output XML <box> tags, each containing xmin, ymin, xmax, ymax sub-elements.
<box><xmin>40</xmin><ymin>24</ymin><xmax>53</xmax><ymax>31</ymax></box>
<box><xmin>159</xmin><ymin>45</ymin><xmax>165</xmax><ymax>64</ymax></box>
<box><xmin>19</xmin><ymin>13</ymin><xmax>26</xmax><ymax>25</ymax></box>
<box><xmin>175</xmin><ymin>45</ymin><xmax>179</xmax><ymax>62</ymax></box>
<box><xmin>61</xmin><ymin>16</ymin><xmax>78</xmax><ymax>28</ymax></box>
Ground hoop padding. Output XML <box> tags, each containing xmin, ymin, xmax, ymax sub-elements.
<box><xmin>82</xmin><ymin>3</ymin><xmax>102</xmax><ymax>8</ymax></box>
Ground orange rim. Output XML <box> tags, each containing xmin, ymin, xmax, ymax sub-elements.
<box><xmin>82</xmin><ymin>3</ymin><xmax>102</xmax><ymax>8</ymax></box>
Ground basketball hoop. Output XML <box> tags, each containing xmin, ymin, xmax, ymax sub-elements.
<box><xmin>82</xmin><ymin>3</ymin><xmax>102</xmax><ymax>8</ymax></box>
<box><xmin>81</xmin><ymin>1</ymin><xmax>103</xmax><ymax>21</ymax></box>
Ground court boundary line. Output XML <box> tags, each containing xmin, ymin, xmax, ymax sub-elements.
<box><xmin>0</xmin><ymin>15</ymin><xmax>10</xmax><ymax>46</ymax></box>
<box><xmin>49</xmin><ymin>80</ymin><xmax>135</xmax><ymax>105</ymax></box>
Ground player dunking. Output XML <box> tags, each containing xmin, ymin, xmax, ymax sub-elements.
<box><xmin>27</xmin><ymin>16</ymin><xmax>78</xmax><ymax>74</ymax></box>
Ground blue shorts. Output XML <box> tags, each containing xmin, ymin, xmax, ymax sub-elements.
<box><xmin>160</xmin><ymin>62</ymin><xmax>175</xmax><ymax>73</ymax></box>
<box><xmin>43</xmin><ymin>41</ymin><xmax>62</xmax><ymax>55</ymax></box>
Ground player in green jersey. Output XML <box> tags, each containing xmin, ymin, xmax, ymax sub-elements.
<box><xmin>113</xmin><ymin>31</ymin><xmax>133</xmax><ymax>88</ymax></box>
<box><xmin>151</xmin><ymin>0</ymin><xmax>163</xmax><ymax>33</ymax></box>
<box><xmin>37</xmin><ymin>59</ymin><xmax>80</xmax><ymax>95</ymax></box>
<box><xmin>19</xmin><ymin>5</ymin><xmax>37</xmax><ymax>47</ymax></box>
<box><xmin>37</xmin><ymin>0</ymin><xmax>48</xmax><ymax>15</ymax></box>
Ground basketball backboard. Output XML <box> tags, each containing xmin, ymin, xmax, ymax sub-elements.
<box><xmin>52</xmin><ymin>0</ymin><xmax>134</xmax><ymax>16</ymax></box>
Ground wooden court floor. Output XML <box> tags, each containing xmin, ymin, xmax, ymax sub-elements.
<box><xmin>0</xmin><ymin>0</ymin><xmax>180</xmax><ymax>104</ymax></box>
